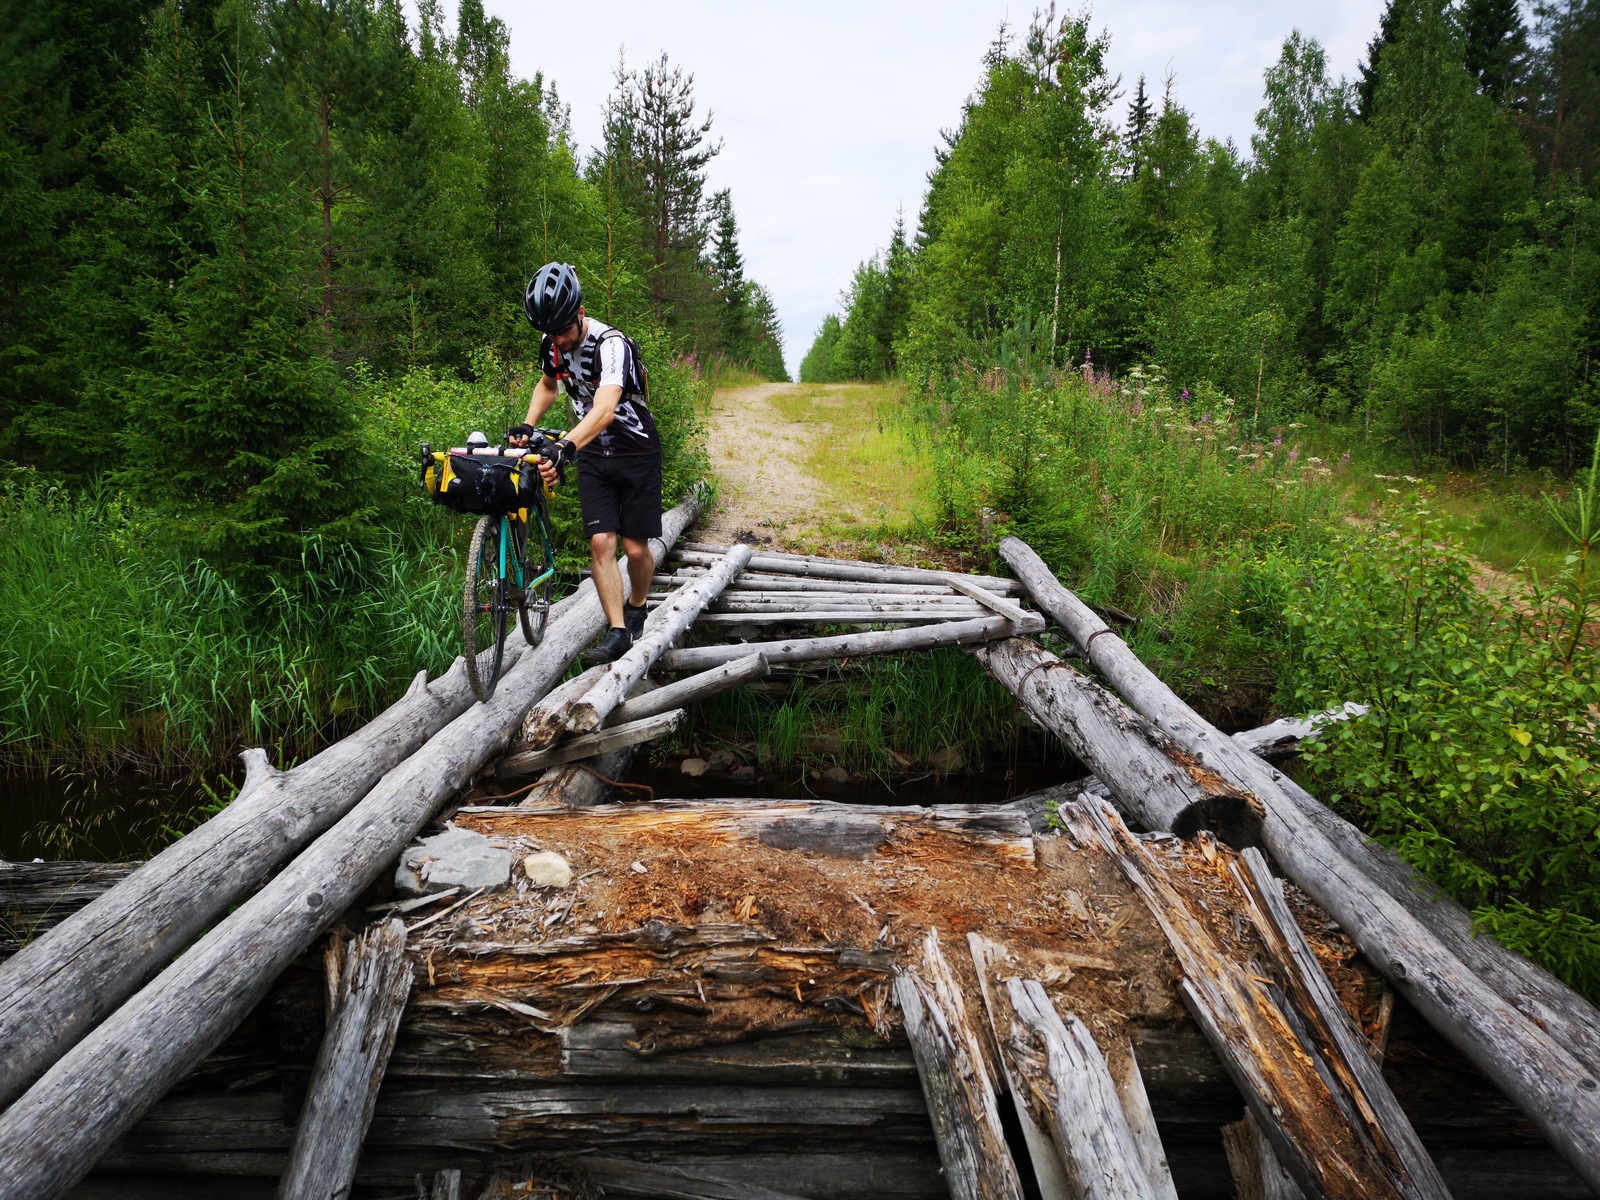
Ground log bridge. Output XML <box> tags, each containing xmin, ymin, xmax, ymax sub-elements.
<box><xmin>0</xmin><ymin>492</ymin><xmax>1597</xmax><ymax>1200</ymax></box>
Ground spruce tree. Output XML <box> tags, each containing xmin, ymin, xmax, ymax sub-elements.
<box><xmin>1358</xmin><ymin>0</ymin><xmax>1408</xmax><ymax>118</ymax></box>
<box><xmin>1126</xmin><ymin>74</ymin><xmax>1152</xmax><ymax>180</ymax></box>
<box><xmin>1461</xmin><ymin>0</ymin><xmax>1529</xmax><ymax>105</ymax></box>
<box><xmin>708</xmin><ymin>188</ymin><xmax>751</xmax><ymax>359</ymax></box>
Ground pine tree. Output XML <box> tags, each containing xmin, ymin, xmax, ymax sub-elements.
<box><xmin>707</xmin><ymin>188</ymin><xmax>750</xmax><ymax>359</ymax></box>
<box><xmin>1461</xmin><ymin>0</ymin><xmax>1529</xmax><ymax>105</ymax></box>
<box><xmin>1126</xmin><ymin>74</ymin><xmax>1152</xmax><ymax>180</ymax></box>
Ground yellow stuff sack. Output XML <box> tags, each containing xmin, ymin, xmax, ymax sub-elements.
<box><xmin>424</xmin><ymin>451</ymin><xmax>526</xmax><ymax>515</ymax></box>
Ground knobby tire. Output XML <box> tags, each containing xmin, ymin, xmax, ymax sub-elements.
<box><xmin>463</xmin><ymin>514</ymin><xmax>509</xmax><ymax>702</ymax></box>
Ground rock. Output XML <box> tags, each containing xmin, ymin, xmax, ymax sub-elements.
<box><xmin>727</xmin><ymin>765</ymin><xmax>756</xmax><ymax>783</ymax></box>
<box><xmin>820</xmin><ymin>766</ymin><xmax>850</xmax><ymax>786</ymax></box>
<box><xmin>522</xmin><ymin>851</ymin><xmax>573</xmax><ymax>889</ymax></box>
<box><xmin>396</xmin><ymin>826</ymin><xmax>514</xmax><ymax>896</ymax></box>
<box><xmin>679</xmin><ymin>757</ymin><xmax>709</xmax><ymax>778</ymax></box>
<box><xmin>927</xmin><ymin>745</ymin><xmax>965</xmax><ymax>774</ymax></box>
<box><xmin>630</xmin><ymin>860</ymin><xmax>648</xmax><ymax>874</ymax></box>
<box><xmin>707</xmin><ymin>749</ymin><xmax>737</xmax><ymax>771</ymax></box>
<box><xmin>813</xmin><ymin>733</ymin><xmax>843</xmax><ymax>754</ymax></box>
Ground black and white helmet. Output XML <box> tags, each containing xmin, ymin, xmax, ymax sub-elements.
<box><xmin>523</xmin><ymin>262</ymin><xmax>582</xmax><ymax>332</ymax></box>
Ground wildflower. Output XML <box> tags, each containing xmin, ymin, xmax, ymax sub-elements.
<box><xmin>1182</xmin><ymin>389</ymin><xmax>1189</xmax><ymax>399</ymax></box>
<box><xmin>1374</xmin><ymin>473</ymin><xmax>1396</xmax><ymax>480</ymax></box>
<box><xmin>1287</xmin><ymin>422</ymin><xmax>1304</xmax><ymax>429</ymax></box>
<box><xmin>1273</xmin><ymin>437</ymin><xmax>1283</xmax><ymax>447</ymax></box>
<box><xmin>1340</xmin><ymin>451</ymin><xmax>1351</xmax><ymax>464</ymax></box>
<box><xmin>1402</xmin><ymin>475</ymin><xmax>1421</xmax><ymax>484</ymax></box>
<box><xmin>1386</xmin><ymin>488</ymin><xmax>1401</xmax><ymax>495</ymax></box>
<box><xmin>1288</xmin><ymin>449</ymin><xmax>1299</xmax><ymax>464</ymax></box>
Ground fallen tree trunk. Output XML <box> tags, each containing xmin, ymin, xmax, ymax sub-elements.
<box><xmin>278</xmin><ymin>919</ymin><xmax>411</xmax><ymax>1200</ymax></box>
<box><xmin>567</xmin><ymin>545</ymin><xmax>753</xmax><ymax>734</ymax></box>
<box><xmin>652</xmin><ymin>572</ymin><xmax>972</xmax><ymax>597</ymax></box>
<box><xmin>999</xmin><ymin>535</ymin><xmax>1600</xmax><ymax>1187</ymax></box>
<box><xmin>607</xmin><ymin>654</ymin><xmax>770</xmax><ymax>726</ymax></box>
<box><xmin>519</xmin><ymin>665</ymin><xmax>608</xmax><ymax>750</ymax></box>
<box><xmin>658</xmin><ymin>614</ymin><xmax>1032</xmax><ymax>674</ymax></box>
<box><xmin>666</xmin><ymin>548</ymin><xmax>1020</xmax><ymax>594</ymax></box>
<box><xmin>892</xmin><ymin>929</ymin><xmax>1024</xmax><ymax>1200</ymax></box>
<box><xmin>0</xmin><ymin>491</ymin><xmax>702</xmax><ymax>1200</ymax></box>
<box><xmin>699</xmin><ymin>592</ymin><xmax>990</xmax><ymax>611</ymax></box>
<box><xmin>496</xmin><ymin>709</ymin><xmax>686</xmax><ymax>779</ymax></box>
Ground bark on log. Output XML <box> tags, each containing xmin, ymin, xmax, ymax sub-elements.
<box><xmin>518</xmin><ymin>665</ymin><xmax>607</xmax><ymax>750</ymax></box>
<box><xmin>699</xmin><ymin>593</ymin><xmax>990</xmax><ymax>611</ymax></box>
<box><xmin>892</xmin><ymin>929</ymin><xmax>1025</xmax><ymax>1200</ymax></box>
<box><xmin>677</xmin><ymin>542</ymin><xmax>1023</xmax><ymax>594</ymax></box>
<box><xmin>1231</xmin><ymin>704</ymin><xmax>1368</xmax><ymax>760</ymax></box>
<box><xmin>606</xmin><ymin>655</ymin><xmax>770</xmax><ymax>726</ymax></box>
<box><xmin>1002</xmin><ymin>977</ymin><xmax>1165</xmax><ymax>1200</ymax></box>
<box><xmin>658</xmin><ymin>614</ymin><xmax>1031</xmax><ymax>673</ymax></box>
<box><xmin>652</xmin><ymin>573</ymin><xmax>974</xmax><ymax>596</ymax></box>
<box><xmin>1064</xmin><ymin>799</ymin><xmax>1430</xmax><ymax>1200</ymax></box>
<box><xmin>666</xmin><ymin>548</ymin><xmax>1020</xmax><ymax>594</ymax></box>
<box><xmin>0</xmin><ymin>863</ymin><xmax>137</xmax><ymax>952</ymax></box>
<box><xmin>278</xmin><ymin>919</ymin><xmax>412</xmax><ymax>1200</ymax></box>
<box><xmin>694</xmin><ymin>610</ymin><xmax>991</xmax><ymax>626</ymax></box>
<box><xmin>567</xmin><ymin>545</ymin><xmax>754</xmax><ymax>733</ymax></box>
<box><xmin>999</xmin><ymin>534</ymin><xmax>1600</xmax><ymax>1187</ymax></box>
<box><xmin>1224</xmin><ymin>1115</ymin><xmax>1309</xmax><ymax>1200</ymax></box>
<box><xmin>0</xmin><ymin>491</ymin><xmax>702</xmax><ymax>1200</ymax></box>
<box><xmin>495</xmin><ymin>709</ymin><xmax>686</xmax><ymax>779</ymax></box>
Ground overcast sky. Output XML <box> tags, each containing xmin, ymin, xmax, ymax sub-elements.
<box><xmin>479</xmin><ymin>1</ymin><xmax>1387</xmax><ymax>373</ymax></box>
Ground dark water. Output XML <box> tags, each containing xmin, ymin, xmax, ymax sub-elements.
<box><xmin>0</xmin><ymin>769</ymin><xmax>227</xmax><ymax>862</ymax></box>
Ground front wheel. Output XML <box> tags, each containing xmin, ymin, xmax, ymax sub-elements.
<box><xmin>516</xmin><ymin>504</ymin><xmax>554</xmax><ymax>648</ymax></box>
<box><xmin>463</xmin><ymin>514</ymin><xmax>510</xmax><ymax>702</ymax></box>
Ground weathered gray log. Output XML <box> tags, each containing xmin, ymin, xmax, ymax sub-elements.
<box><xmin>667</xmin><ymin>547</ymin><xmax>1021</xmax><ymax>594</ymax></box>
<box><xmin>940</xmin><ymin>574</ymin><xmax>1037</xmax><ymax>624</ymax></box>
<box><xmin>693</xmin><ymin>610</ymin><xmax>990</xmax><ymax>625</ymax></box>
<box><xmin>658</xmin><ymin>614</ymin><xmax>1029</xmax><ymax>673</ymax></box>
<box><xmin>510</xmin><ymin>743</ymin><xmax>641</xmax><ymax>808</ymax></box>
<box><xmin>679</xmin><ymin>541</ymin><xmax>1023</xmax><ymax>594</ymax></box>
<box><xmin>1003</xmin><ymin>977</ymin><xmax>1164</xmax><ymax>1200</ymax></box>
<box><xmin>518</xmin><ymin>664</ymin><xmax>607</xmax><ymax>750</ymax></box>
<box><xmin>1224</xmin><ymin>1115</ymin><xmax>1309</xmax><ymax>1200</ymax></box>
<box><xmin>699</xmin><ymin>592</ymin><xmax>990</xmax><ymax>610</ymax></box>
<box><xmin>567</xmin><ymin>544</ymin><xmax>754</xmax><ymax>734</ymax></box>
<box><xmin>1231</xmin><ymin>703</ymin><xmax>1368</xmax><ymax>760</ymax></box>
<box><xmin>0</xmin><ymin>490</ymin><xmax>702</xmax><ymax>1200</ymax></box>
<box><xmin>976</xmin><ymin>637</ymin><xmax>1248</xmax><ymax>836</ymax></box>
<box><xmin>999</xmin><ymin>534</ymin><xmax>1600</xmax><ymax>1187</ymax></box>
<box><xmin>892</xmin><ymin>929</ymin><xmax>1025</xmax><ymax>1200</ymax></box>
<box><xmin>607</xmin><ymin>654</ymin><xmax>770</xmax><ymax>726</ymax></box>
<box><xmin>278</xmin><ymin>919</ymin><xmax>412</xmax><ymax>1200</ymax></box>
<box><xmin>495</xmin><ymin>709</ymin><xmax>685</xmax><ymax>779</ymax></box>
<box><xmin>421</xmin><ymin>1170</ymin><xmax>461</xmax><ymax>1200</ymax></box>
<box><xmin>1230</xmin><ymin>847</ymin><xmax>1451</xmax><ymax>1199</ymax></box>
<box><xmin>653</xmin><ymin>572</ymin><xmax>970</xmax><ymax>596</ymax></box>
<box><xmin>1107</xmin><ymin>1042</ymin><xmax>1181</xmax><ymax>1200</ymax></box>
<box><xmin>0</xmin><ymin>657</ymin><xmax>484</xmax><ymax>1108</ymax></box>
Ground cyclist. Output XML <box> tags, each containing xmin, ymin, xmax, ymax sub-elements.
<box><xmin>513</xmin><ymin>262</ymin><xmax>661</xmax><ymax>664</ymax></box>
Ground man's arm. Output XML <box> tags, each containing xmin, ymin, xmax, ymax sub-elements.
<box><xmin>561</xmin><ymin>385</ymin><xmax>622</xmax><ymax>451</ymax></box>
<box><xmin>523</xmin><ymin>373</ymin><xmax>562</xmax><ymax>427</ymax></box>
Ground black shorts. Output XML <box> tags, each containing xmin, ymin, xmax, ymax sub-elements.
<box><xmin>575</xmin><ymin>452</ymin><xmax>663</xmax><ymax>540</ymax></box>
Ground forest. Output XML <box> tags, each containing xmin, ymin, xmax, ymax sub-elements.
<box><xmin>0</xmin><ymin>0</ymin><xmax>783</xmax><ymax>771</ymax></box>
<box><xmin>804</xmin><ymin>0</ymin><xmax>1597</xmax><ymax>474</ymax></box>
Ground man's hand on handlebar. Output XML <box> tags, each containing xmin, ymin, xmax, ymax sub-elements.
<box><xmin>537</xmin><ymin>437</ymin><xmax>577</xmax><ymax>487</ymax></box>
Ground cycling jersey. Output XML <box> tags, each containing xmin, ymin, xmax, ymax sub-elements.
<box><xmin>539</xmin><ymin>319</ymin><xmax>660</xmax><ymax>457</ymax></box>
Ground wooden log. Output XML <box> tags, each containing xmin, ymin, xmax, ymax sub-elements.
<box><xmin>278</xmin><ymin>919</ymin><xmax>412</xmax><ymax>1200</ymax></box>
<box><xmin>892</xmin><ymin>929</ymin><xmax>1025</xmax><ymax>1200</ymax></box>
<box><xmin>941</xmin><ymin>574</ymin><xmax>1038</xmax><ymax>625</ymax></box>
<box><xmin>698</xmin><ymin>592</ymin><xmax>990</xmax><ymax>610</ymax></box>
<box><xmin>1002</xmin><ymin>977</ymin><xmax>1164</xmax><ymax>1200</ymax></box>
<box><xmin>653</xmin><ymin>573</ymin><xmax>971</xmax><ymax>596</ymax></box>
<box><xmin>1230</xmin><ymin>703</ymin><xmax>1368</xmax><ymax>760</ymax></box>
<box><xmin>1229</xmin><ymin>847</ymin><xmax>1451</xmax><ymax>1199</ymax></box>
<box><xmin>421</xmin><ymin>1170</ymin><xmax>462</xmax><ymax>1200</ymax></box>
<box><xmin>0</xmin><ymin>490</ymin><xmax>703</xmax><ymax>1200</ymax></box>
<box><xmin>1107</xmin><ymin>1042</ymin><xmax>1182</xmax><ymax>1200</ymax></box>
<box><xmin>1064</xmin><ymin>798</ymin><xmax>1422</xmax><ymax>1200</ymax></box>
<box><xmin>975</xmin><ymin>637</ymin><xmax>1252</xmax><ymax>837</ymax></box>
<box><xmin>679</xmin><ymin>541</ymin><xmax>1023</xmax><ymax>594</ymax></box>
<box><xmin>0</xmin><ymin>862</ymin><xmax>136</xmax><ymax>953</ymax></box>
<box><xmin>667</xmin><ymin>547</ymin><xmax>1021</xmax><ymax>594</ymax></box>
<box><xmin>1224</xmin><ymin>1115</ymin><xmax>1309</xmax><ymax>1200</ymax></box>
<box><xmin>999</xmin><ymin>535</ymin><xmax>1600</xmax><ymax>1187</ymax></box>
<box><xmin>693</xmin><ymin>610</ymin><xmax>989</xmax><ymax>625</ymax></box>
<box><xmin>510</xmin><ymin>743</ymin><xmax>640</xmax><ymax>808</ymax></box>
<box><xmin>495</xmin><ymin>709</ymin><xmax>685</xmax><ymax>779</ymax></box>
<box><xmin>518</xmin><ymin>664</ymin><xmax>607</xmax><ymax>750</ymax></box>
<box><xmin>658</xmin><ymin>614</ymin><xmax>1029</xmax><ymax>673</ymax></box>
<box><xmin>567</xmin><ymin>545</ymin><xmax>754</xmax><ymax>734</ymax></box>
<box><xmin>607</xmin><ymin>654</ymin><xmax>770</xmax><ymax>726</ymax></box>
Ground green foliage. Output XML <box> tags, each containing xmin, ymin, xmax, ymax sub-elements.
<box><xmin>1283</xmin><ymin>501</ymin><xmax>1600</xmax><ymax>998</ymax></box>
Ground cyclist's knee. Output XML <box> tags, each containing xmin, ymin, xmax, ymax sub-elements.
<box><xmin>621</xmin><ymin>537</ymin><xmax>652</xmax><ymax>562</ymax></box>
<box><xmin>590</xmin><ymin>531</ymin><xmax>618</xmax><ymax>558</ymax></box>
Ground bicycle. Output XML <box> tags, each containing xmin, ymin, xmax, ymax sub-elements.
<box><xmin>420</xmin><ymin>429</ymin><xmax>566</xmax><ymax>702</ymax></box>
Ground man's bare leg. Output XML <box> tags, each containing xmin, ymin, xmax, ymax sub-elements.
<box><xmin>621</xmin><ymin>536</ymin><xmax>654</xmax><ymax>611</ymax></box>
<box><xmin>590</xmin><ymin>532</ymin><xmax>624</xmax><ymax>629</ymax></box>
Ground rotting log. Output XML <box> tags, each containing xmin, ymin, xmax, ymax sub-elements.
<box><xmin>421</xmin><ymin>1170</ymin><xmax>462</xmax><ymax>1200</ymax></box>
<box><xmin>667</xmin><ymin>547</ymin><xmax>1021</xmax><ymax>594</ymax></box>
<box><xmin>1002</xmin><ymin>977</ymin><xmax>1165</xmax><ymax>1200</ymax></box>
<box><xmin>607</xmin><ymin>654</ymin><xmax>770</xmax><ymax>726</ymax></box>
<box><xmin>1224</xmin><ymin>1115</ymin><xmax>1308</xmax><ymax>1200</ymax></box>
<box><xmin>518</xmin><ymin>664</ymin><xmax>607</xmax><ymax>750</ymax></box>
<box><xmin>278</xmin><ymin>919</ymin><xmax>412</xmax><ymax>1200</ymax></box>
<box><xmin>495</xmin><ymin>709</ymin><xmax>685</xmax><ymax>779</ymax></box>
<box><xmin>1107</xmin><ymin>1041</ymin><xmax>1182</xmax><ymax>1200</ymax></box>
<box><xmin>0</xmin><ymin>490</ymin><xmax>702</xmax><ymax>1200</ymax></box>
<box><xmin>509</xmin><ymin>744</ymin><xmax>641</xmax><ymax>808</ymax></box>
<box><xmin>567</xmin><ymin>544</ymin><xmax>754</xmax><ymax>734</ymax></box>
<box><xmin>999</xmin><ymin>534</ymin><xmax>1600</xmax><ymax>1187</ymax></box>
<box><xmin>975</xmin><ymin>637</ymin><xmax>1254</xmax><ymax>838</ymax></box>
<box><xmin>1231</xmin><ymin>704</ymin><xmax>1368</xmax><ymax>760</ymax></box>
<box><xmin>1065</xmin><ymin>798</ymin><xmax>1436</xmax><ymax>1200</ymax></box>
<box><xmin>658</xmin><ymin>613</ymin><xmax>1032</xmax><ymax>674</ymax></box>
<box><xmin>893</xmin><ymin>929</ymin><xmax>1025</xmax><ymax>1200</ymax></box>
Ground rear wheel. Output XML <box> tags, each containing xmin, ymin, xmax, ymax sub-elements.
<box><xmin>463</xmin><ymin>514</ymin><xmax>509</xmax><ymax>702</ymax></box>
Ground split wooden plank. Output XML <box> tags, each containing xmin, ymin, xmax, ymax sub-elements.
<box><xmin>1224</xmin><ymin>1115</ymin><xmax>1309</xmax><ymax>1200</ymax></box>
<box><xmin>667</xmin><ymin>546</ymin><xmax>1021</xmax><ymax>595</ymax></box>
<box><xmin>0</xmin><ymin>491</ymin><xmax>704</xmax><ymax>1200</ymax></box>
<box><xmin>421</xmin><ymin>1171</ymin><xmax>463</xmax><ymax>1200</ymax></box>
<box><xmin>1229</xmin><ymin>846</ymin><xmax>1452</xmax><ymax>1200</ymax></box>
<box><xmin>652</xmin><ymin>572</ymin><xmax>969</xmax><ymax>596</ymax></box>
<box><xmin>278</xmin><ymin>919</ymin><xmax>413</xmax><ymax>1200</ymax></box>
<box><xmin>1002</xmin><ymin>977</ymin><xmax>1165</xmax><ymax>1200</ymax></box>
<box><xmin>694</xmin><ymin>610</ymin><xmax>988</xmax><ymax>625</ymax></box>
<box><xmin>496</xmin><ymin>709</ymin><xmax>685</xmax><ymax>779</ymax></box>
<box><xmin>999</xmin><ymin>534</ymin><xmax>1600</xmax><ymax>1189</ymax></box>
<box><xmin>606</xmin><ymin>654</ymin><xmax>770</xmax><ymax>726</ymax></box>
<box><xmin>679</xmin><ymin>541</ymin><xmax>1023</xmax><ymax>594</ymax></box>
<box><xmin>567</xmin><ymin>544</ymin><xmax>754</xmax><ymax>734</ymax></box>
<box><xmin>941</xmin><ymin>574</ymin><xmax>1037</xmax><ymax>625</ymax></box>
<box><xmin>1063</xmin><ymin>797</ymin><xmax>1427</xmax><ymax>1200</ymax></box>
<box><xmin>658</xmin><ymin>614</ymin><xmax>1030</xmax><ymax>673</ymax></box>
<box><xmin>892</xmin><ymin>929</ymin><xmax>1026</xmax><ymax>1200</ymax></box>
<box><xmin>1107</xmin><ymin>1042</ymin><xmax>1181</xmax><ymax>1200</ymax></box>
<box><xmin>701</xmin><ymin>595</ymin><xmax>990</xmax><ymax>613</ymax></box>
<box><xmin>518</xmin><ymin>664</ymin><xmax>608</xmax><ymax>750</ymax></box>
